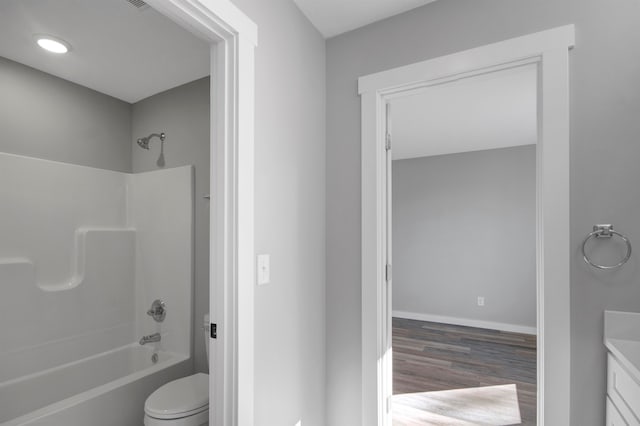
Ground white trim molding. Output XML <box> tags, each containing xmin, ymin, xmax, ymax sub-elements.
<box><xmin>358</xmin><ymin>25</ymin><xmax>574</xmax><ymax>95</ymax></box>
<box><xmin>360</xmin><ymin>25</ymin><xmax>574</xmax><ymax>426</ymax></box>
<box><xmin>146</xmin><ymin>1</ymin><xmax>257</xmax><ymax>425</ymax></box>
<box><xmin>392</xmin><ymin>311</ymin><xmax>538</xmax><ymax>336</ymax></box>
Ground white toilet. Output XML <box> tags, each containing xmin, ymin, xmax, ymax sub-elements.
<box><xmin>144</xmin><ymin>315</ymin><xmax>210</xmax><ymax>426</ymax></box>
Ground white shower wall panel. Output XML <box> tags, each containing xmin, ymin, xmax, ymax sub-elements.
<box><xmin>129</xmin><ymin>166</ymin><xmax>194</xmax><ymax>357</ymax></box>
<box><xmin>0</xmin><ymin>153</ymin><xmax>136</xmax><ymax>381</ymax></box>
<box><xmin>0</xmin><ymin>153</ymin><xmax>194</xmax><ymax>384</ymax></box>
<box><xmin>0</xmin><ymin>153</ymin><xmax>128</xmax><ymax>285</ymax></box>
<box><xmin>0</xmin><ymin>230</ymin><xmax>135</xmax><ymax>383</ymax></box>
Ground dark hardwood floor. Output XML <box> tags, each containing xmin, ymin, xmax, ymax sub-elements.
<box><xmin>393</xmin><ymin>318</ymin><xmax>537</xmax><ymax>425</ymax></box>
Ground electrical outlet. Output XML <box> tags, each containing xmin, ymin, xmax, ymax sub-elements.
<box><xmin>477</xmin><ymin>296</ymin><xmax>485</xmax><ymax>307</ymax></box>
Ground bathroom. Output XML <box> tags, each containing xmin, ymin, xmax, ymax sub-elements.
<box><xmin>0</xmin><ymin>0</ymin><xmax>212</xmax><ymax>424</ymax></box>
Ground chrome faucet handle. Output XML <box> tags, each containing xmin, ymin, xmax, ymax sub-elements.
<box><xmin>147</xmin><ymin>299</ymin><xmax>166</xmax><ymax>322</ymax></box>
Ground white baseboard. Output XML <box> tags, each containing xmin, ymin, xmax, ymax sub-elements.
<box><xmin>392</xmin><ymin>310</ymin><xmax>537</xmax><ymax>335</ymax></box>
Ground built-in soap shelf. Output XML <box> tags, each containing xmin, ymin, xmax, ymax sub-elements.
<box><xmin>0</xmin><ymin>227</ymin><xmax>136</xmax><ymax>292</ymax></box>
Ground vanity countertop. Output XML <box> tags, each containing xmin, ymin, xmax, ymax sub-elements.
<box><xmin>604</xmin><ymin>310</ymin><xmax>640</xmax><ymax>380</ymax></box>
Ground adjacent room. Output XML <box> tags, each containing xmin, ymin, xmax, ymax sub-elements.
<box><xmin>388</xmin><ymin>65</ymin><xmax>537</xmax><ymax>425</ymax></box>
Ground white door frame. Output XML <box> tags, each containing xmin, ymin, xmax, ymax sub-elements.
<box><xmin>146</xmin><ymin>1</ymin><xmax>257</xmax><ymax>425</ymax></box>
<box><xmin>359</xmin><ymin>25</ymin><xmax>574</xmax><ymax>426</ymax></box>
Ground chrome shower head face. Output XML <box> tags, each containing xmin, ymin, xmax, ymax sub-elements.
<box><xmin>137</xmin><ymin>137</ymin><xmax>150</xmax><ymax>150</ymax></box>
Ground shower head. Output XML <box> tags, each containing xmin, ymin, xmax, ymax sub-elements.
<box><xmin>136</xmin><ymin>132</ymin><xmax>165</xmax><ymax>150</ymax></box>
<box><xmin>136</xmin><ymin>137</ymin><xmax>149</xmax><ymax>150</ymax></box>
<box><xmin>136</xmin><ymin>132</ymin><xmax>167</xmax><ymax>167</ymax></box>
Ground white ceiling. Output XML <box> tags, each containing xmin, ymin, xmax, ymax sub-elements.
<box><xmin>0</xmin><ymin>0</ymin><xmax>210</xmax><ymax>103</ymax></box>
<box><xmin>293</xmin><ymin>0</ymin><xmax>438</xmax><ymax>38</ymax></box>
<box><xmin>390</xmin><ymin>64</ymin><xmax>537</xmax><ymax>161</ymax></box>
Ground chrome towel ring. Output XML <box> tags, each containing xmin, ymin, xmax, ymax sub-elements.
<box><xmin>582</xmin><ymin>224</ymin><xmax>632</xmax><ymax>270</ymax></box>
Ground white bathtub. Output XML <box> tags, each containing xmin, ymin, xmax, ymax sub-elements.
<box><xmin>0</xmin><ymin>344</ymin><xmax>191</xmax><ymax>426</ymax></box>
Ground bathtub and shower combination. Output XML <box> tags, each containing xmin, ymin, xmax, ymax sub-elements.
<box><xmin>0</xmin><ymin>153</ymin><xmax>195</xmax><ymax>425</ymax></box>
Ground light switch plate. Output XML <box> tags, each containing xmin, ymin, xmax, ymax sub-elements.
<box><xmin>257</xmin><ymin>254</ymin><xmax>270</xmax><ymax>285</ymax></box>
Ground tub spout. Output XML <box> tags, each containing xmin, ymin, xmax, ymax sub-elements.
<box><xmin>139</xmin><ymin>333</ymin><xmax>161</xmax><ymax>345</ymax></box>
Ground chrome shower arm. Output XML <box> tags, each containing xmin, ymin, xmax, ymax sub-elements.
<box><xmin>147</xmin><ymin>133</ymin><xmax>166</xmax><ymax>142</ymax></box>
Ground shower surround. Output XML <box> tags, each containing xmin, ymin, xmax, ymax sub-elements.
<box><xmin>0</xmin><ymin>152</ymin><xmax>194</xmax><ymax>425</ymax></box>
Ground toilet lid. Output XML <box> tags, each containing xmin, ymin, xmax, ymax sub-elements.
<box><xmin>145</xmin><ymin>373</ymin><xmax>209</xmax><ymax>420</ymax></box>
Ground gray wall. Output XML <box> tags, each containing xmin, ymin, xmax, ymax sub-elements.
<box><xmin>0</xmin><ymin>56</ymin><xmax>132</xmax><ymax>172</ymax></box>
<box><xmin>326</xmin><ymin>1</ymin><xmax>640</xmax><ymax>425</ymax></box>
<box><xmin>131</xmin><ymin>77</ymin><xmax>210</xmax><ymax>374</ymax></box>
<box><xmin>392</xmin><ymin>146</ymin><xmax>536</xmax><ymax>329</ymax></box>
<box><xmin>229</xmin><ymin>1</ymin><xmax>327</xmax><ymax>425</ymax></box>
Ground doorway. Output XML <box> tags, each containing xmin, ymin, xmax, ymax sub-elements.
<box><xmin>146</xmin><ymin>1</ymin><xmax>257</xmax><ymax>425</ymax></box>
<box><xmin>360</xmin><ymin>26</ymin><xmax>574</xmax><ymax>426</ymax></box>
<box><xmin>388</xmin><ymin>64</ymin><xmax>538</xmax><ymax>423</ymax></box>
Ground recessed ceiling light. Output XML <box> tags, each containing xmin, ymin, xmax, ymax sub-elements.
<box><xmin>34</xmin><ymin>35</ymin><xmax>71</xmax><ymax>54</ymax></box>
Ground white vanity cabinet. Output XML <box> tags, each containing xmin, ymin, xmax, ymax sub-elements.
<box><xmin>607</xmin><ymin>396</ymin><xmax>630</xmax><ymax>426</ymax></box>
<box><xmin>604</xmin><ymin>311</ymin><xmax>640</xmax><ymax>426</ymax></box>
<box><xmin>607</xmin><ymin>354</ymin><xmax>640</xmax><ymax>425</ymax></box>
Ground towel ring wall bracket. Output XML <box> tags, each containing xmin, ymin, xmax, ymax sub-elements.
<box><xmin>582</xmin><ymin>224</ymin><xmax>632</xmax><ymax>270</ymax></box>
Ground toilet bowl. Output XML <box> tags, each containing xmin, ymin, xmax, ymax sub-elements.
<box><xmin>144</xmin><ymin>314</ymin><xmax>210</xmax><ymax>425</ymax></box>
<box><xmin>144</xmin><ymin>373</ymin><xmax>209</xmax><ymax>426</ymax></box>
